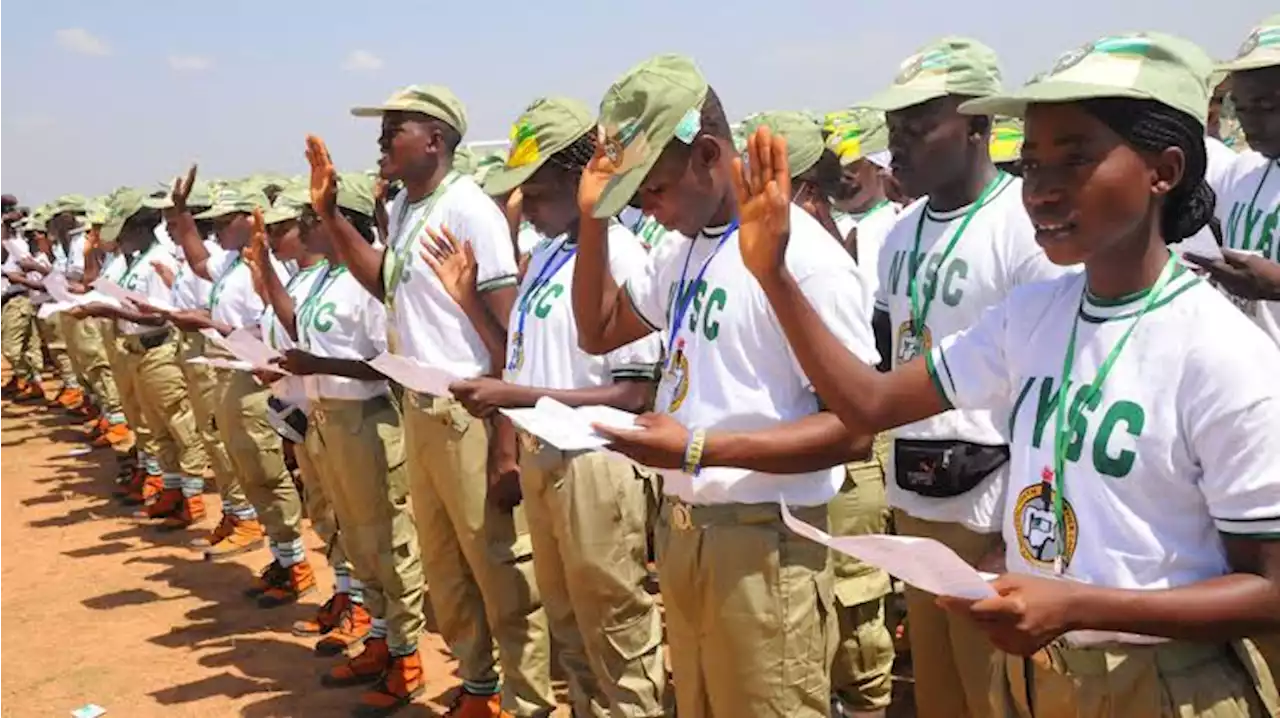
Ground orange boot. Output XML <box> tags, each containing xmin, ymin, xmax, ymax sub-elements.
<box><xmin>132</xmin><ymin>487</ymin><xmax>182</xmax><ymax>520</ymax></box>
<box><xmin>353</xmin><ymin>650</ymin><xmax>425</xmax><ymax>717</ymax></box>
<box><xmin>321</xmin><ymin>637</ymin><xmax>390</xmax><ymax>688</ymax></box>
<box><xmin>159</xmin><ymin>494</ymin><xmax>205</xmax><ymax>531</ymax></box>
<box><xmin>443</xmin><ymin>693</ymin><xmax>511</xmax><ymax>718</ymax></box>
<box><xmin>122</xmin><ymin>473</ymin><xmax>164</xmax><ymax>506</ymax></box>
<box><xmin>94</xmin><ymin>421</ymin><xmax>132</xmax><ymax>448</ymax></box>
<box><xmin>204</xmin><ymin>516</ymin><xmax>266</xmax><ymax>559</ymax></box>
<box><xmin>258</xmin><ymin>560</ymin><xmax>316</xmax><ymax>608</ymax></box>
<box><xmin>56</xmin><ymin>387</ymin><xmax>85</xmax><ymax>411</ymax></box>
<box><xmin>15</xmin><ymin>381</ymin><xmax>46</xmax><ymax>403</ymax></box>
<box><xmin>314</xmin><ymin>600</ymin><xmax>372</xmax><ymax>657</ymax></box>
<box><xmin>292</xmin><ymin>591</ymin><xmax>349</xmax><ymax>637</ymax></box>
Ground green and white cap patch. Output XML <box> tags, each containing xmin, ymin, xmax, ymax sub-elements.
<box><xmin>1218</xmin><ymin>13</ymin><xmax>1280</xmax><ymax>72</ymax></box>
<box><xmin>740</xmin><ymin>111</ymin><xmax>825</xmax><ymax>178</ymax></box>
<box><xmin>860</xmin><ymin>37</ymin><xmax>1003</xmax><ymax>112</ymax></box>
<box><xmin>960</xmin><ymin>32</ymin><xmax>1213</xmax><ymax>125</ymax></box>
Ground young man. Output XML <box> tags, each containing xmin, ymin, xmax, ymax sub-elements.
<box><xmin>571</xmin><ymin>55</ymin><xmax>880</xmax><ymax>718</ymax></box>
<box><xmin>429</xmin><ymin>97</ymin><xmax>669</xmax><ymax>718</ymax></box>
<box><xmin>321</xmin><ymin>85</ymin><xmax>553</xmax><ymax>718</ymax></box>
<box><xmin>18</xmin><ymin>213</ymin><xmax>80</xmax><ymax>405</ymax></box>
<box><xmin>824</xmin><ymin>108</ymin><xmax>899</xmax><ymax>271</ymax></box>
<box><xmin>857</xmin><ymin>37</ymin><xmax>1074</xmax><ymax>718</ymax></box>
<box><xmin>2</xmin><ymin>206</ymin><xmax>44</xmax><ymax>399</ymax></box>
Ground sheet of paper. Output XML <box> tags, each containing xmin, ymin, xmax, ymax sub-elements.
<box><xmin>44</xmin><ymin>272</ymin><xmax>76</xmax><ymax>304</ymax></box>
<box><xmin>368</xmin><ymin>352</ymin><xmax>462</xmax><ymax>397</ymax></box>
<box><xmin>781</xmin><ymin>500</ymin><xmax>997</xmax><ymax>600</ymax></box>
<box><xmin>92</xmin><ymin>278</ymin><xmax>148</xmax><ymax>306</ymax></box>
<box><xmin>37</xmin><ymin>301</ymin><xmax>75</xmax><ymax>320</ymax></box>
<box><xmin>199</xmin><ymin>328</ymin><xmax>231</xmax><ymax>351</ymax></box>
<box><xmin>186</xmin><ymin>356</ymin><xmax>255</xmax><ymax>372</ymax></box>
<box><xmin>224</xmin><ymin>328</ymin><xmax>286</xmax><ymax>373</ymax></box>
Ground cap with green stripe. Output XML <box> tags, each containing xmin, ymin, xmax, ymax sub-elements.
<box><xmin>1218</xmin><ymin>14</ymin><xmax>1280</xmax><ymax>72</ymax></box>
<box><xmin>739</xmin><ymin>111</ymin><xmax>825</xmax><ymax>178</ymax></box>
<box><xmin>860</xmin><ymin>37</ymin><xmax>1003</xmax><ymax>112</ymax></box>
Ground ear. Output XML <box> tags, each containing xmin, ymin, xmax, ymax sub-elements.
<box><xmin>1151</xmin><ymin>145</ymin><xmax>1186</xmax><ymax>201</ymax></box>
<box><xmin>692</xmin><ymin>135</ymin><xmax>721</xmax><ymax>171</ymax></box>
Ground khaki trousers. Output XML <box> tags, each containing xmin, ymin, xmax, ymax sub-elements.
<box><xmin>213</xmin><ymin>369</ymin><xmax>301</xmax><ymax>545</ymax></box>
<box><xmin>101</xmin><ymin>322</ymin><xmax>152</xmax><ymax>457</ymax></box>
<box><xmin>36</xmin><ymin>312</ymin><xmax>76</xmax><ymax>386</ymax></box>
<box><xmin>293</xmin><ymin>439</ymin><xmax>341</xmax><ymax>562</ymax></box>
<box><xmin>60</xmin><ymin>315</ymin><xmax>123</xmax><ymax>415</ymax></box>
<box><xmin>520</xmin><ymin>443</ymin><xmax>667</xmax><ymax>718</ymax></box>
<box><xmin>402</xmin><ymin>393</ymin><xmax>553</xmax><ymax>717</ymax></box>
<box><xmin>2</xmin><ymin>295</ymin><xmax>42</xmax><ymax>379</ymax></box>
<box><xmin>117</xmin><ymin>332</ymin><xmax>206</xmax><ymax>476</ymax></box>
<box><xmin>895</xmin><ymin>511</ymin><xmax>1002</xmax><ymax>718</ymax></box>
<box><xmin>309</xmin><ymin>396</ymin><xmax>425</xmax><ymax>653</ymax></box>
<box><xmin>177</xmin><ymin>332</ymin><xmax>242</xmax><ymax>504</ymax></box>
<box><xmin>995</xmin><ymin>639</ymin><xmax>1278</xmax><ymax>718</ymax></box>
<box><xmin>656</xmin><ymin>499</ymin><xmax>836</xmax><ymax>718</ymax></box>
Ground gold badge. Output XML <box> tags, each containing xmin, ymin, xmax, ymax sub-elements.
<box><xmin>895</xmin><ymin>320</ymin><xmax>932</xmax><ymax>364</ymax></box>
<box><xmin>1013</xmin><ymin>472</ymin><xmax>1078</xmax><ymax>570</ymax></box>
<box><xmin>665</xmin><ymin>350</ymin><xmax>690</xmax><ymax>413</ymax></box>
<box><xmin>671</xmin><ymin>501</ymin><xmax>694</xmax><ymax>530</ymax></box>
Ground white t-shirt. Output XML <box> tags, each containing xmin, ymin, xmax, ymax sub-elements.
<box><xmin>117</xmin><ymin>244</ymin><xmax>179</xmax><ymax>336</ymax></box>
<box><xmin>264</xmin><ymin>261</ymin><xmax>330</xmax><ymax>408</ymax></box>
<box><xmin>875</xmin><ymin>173</ymin><xmax>1074</xmax><ymax>532</ymax></box>
<box><xmin>1171</xmin><ymin>137</ymin><xmax>1250</xmax><ymax>259</ymax></box>
<box><xmin>28</xmin><ymin>253</ymin><xmax>54</xmax><ymax>304</ymax></box>
<box><xmin>505</xmin><ymin>223</ymin><xmax>660</xmax><ymax>390</ymax></box>
<box><xmin>383</xmin><ymin>174</ymin><xmax>518</xmax><ymax>378</ymax></box>
<box><xmin>209</xmin><ymin>249</ymin><xmax>287</xmax><ymax>331</ymax></box>
<box><xmin>625</xmin><ymin>204</ymin><xmax>879</xmax><ymax>507</ymax></box>
<box><xmin>928</xmin><ymin>265</ymin><xmax>1280</xmax><ymax>614</ymax></box>
<box><xmin>100</xmin><ymin>252</ymin><xmax>128</xmax><ymax>284</ymax></box>
<box><xmin>1216</xmin><ymin>156</ymin><xmax>1280</xmax><ymax>347</ymax></box>
<box><xmin>297</xmin><ymin>266</ymin><xmax>389</xmax><ymax>401</ymax></box>
<box><xmin>2</xmin><ymin>238</ymin><xmax>31</xmax><ymax>296</ymax></box>
<box><xmin>172</xmin><ymin>238</ymin><xmax>223</xmax><ymax>311</ymax></box>
<box><xmin>63</xmin><ymin>231</ymin><xmax>87</xmax><ymax>280</ymax></box>
<box><xmin>619</xmin><ymin>206</ymin><xmax>674</xmax><ymax>251</ymax></box>
<box><xmin>844</xmin><ymin>201</ymin><xmax>901</xmax><ymax>317</ymax></box>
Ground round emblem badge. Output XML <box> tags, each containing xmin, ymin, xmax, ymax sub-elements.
<box><xmin>895</xmin><ymin>55</ymin><xmax>924</xmax><ymax>85</ymax></box>
<box><xmin>895</xmin><ymin>320</ymin><xmax>933</xmax><ymax>365</ymax></box>
<box><xmin>665</xmin><ymin>350</ymin><xmax>691</xmax><ymax>413</ymax></box>
<box><xmin>1051</xmin><ymin>43</ymin><xmax>1093</xmax><ymax>75</ymax></box>
<box><xmin>1013</xmin><ymin>479</ymin><xmax>1079</xmax><ymax>570</ymax></box>
<box><xmin>603</xmin><ymin>133</ymin><xmax>625</xmax><ymax>165</ymax></box>
<box><xmin>1238</xmin><ymin>29</ymin><xmax>1260</xmax><ymax>58</ymax></box>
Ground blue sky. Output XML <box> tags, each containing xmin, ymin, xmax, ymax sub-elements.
<box><xmin>1</xmin><ymin>0</ymin><xmax>1267</xmax><ymax>204</ymax></box>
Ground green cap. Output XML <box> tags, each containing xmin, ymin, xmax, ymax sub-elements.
<box><xmin>861</xmin><ymin>37</ymin><xmax>1003</xmax><ymax>112</ymax></box>
<box><xmin>990</xmin><ymin>116</ymin><xmax>1025</xmax><ymax>164</ymax></box>
<box><xmin>262</xmin><ymin>173</ymin><xmax>375</xmax><ymax>225</ymax></box>
<box><xmin>350</xmin><ymin>84</ymin><xmax>469</xmax><ymax>136</ymax></box>
<box><xmin>960</xmin><ymin>33</ymin><xmax>1213</xmax><ymax>125</ymax></box>
<box><xmin>593</xmin><ymin>54</ymin><xmax>709</xmax><ymax>219</ymax></box>
<box><xmin>1218</xmin><ymin>14</ymin><xmax>1280</xmax><ymax>72</ymax></box>
<box><xmin>262</xmin><ymin>181</ymin><xmax>309</xmax><ymax>225</ymax></box>
<box><xmin>51</xmin><ymin>194</ymin><xmax>89</xmax><ymax>215</ymax></box>
<box><xmin>454</xmin><ymin>147</ymin><xmax>477</xmax><ymax>176</ymax></box>
<box><xmin>193</xmin><ymin>186</ymin><xmax>270</xmax><ymax>220</ymax></box>
<box><xmin>740</xmin><ymin>111</ymin><xmax>825</xmax><ymax>178</ymax></box>
<box><xmin>101</xmin><ymin>188</ymin><xmax>168</xmax><ymax>243</ymax></box>
<box><xmin>484</xmin><ymin>97</ymin><xmax>595</xmax><ymax>196</ymax></box>
<box><xmin>823</xmin><ymin>108</ymin><xmax>890</xmax><ymax>165</ymax></box>
<box><xmin>333</xmin><ymin>172</ymin><xmax>376</xmax><ymax>217</ymax></box>
<box><xmin>472</xmin><ymin>152</ymin><xmax>508</xmax><ymax>187</ymax></box>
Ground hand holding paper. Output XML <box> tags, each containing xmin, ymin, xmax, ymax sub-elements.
<box><xmin>500</xmin><ymin>397</ymin><xmax>639</xmax><ymax>452</ymax></box>
<box><xmin>223</xmin><ymin>328</ymin><xmax>289</xmax><ymax>374</ymax></box>
<box><xmin>368</xmin><ymin>352</ymin><xmax>463</xmax><ymax>397</ymax></box>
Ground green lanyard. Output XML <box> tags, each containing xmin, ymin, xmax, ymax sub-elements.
<box><xmin>384</xmin><ymin>171</ymin><xmax>460</xmax><ymax>313</ymax></box>
<box><xmin>1050</xmin><ymin>253</ymin><xmax>1178</xmax><ymax>575</ymax></box>
<box><xmin>264</xmin><ymin>261</ymin><xmax>327</xmax><ymax>349</ymax></box>
<box><xmin>120</xmin><ymin>244</ymin><xmax>160</xmax><ymax>289</ymax></box>
<box><xmin>908</xmin><ymin>172</ymin><xmax>1007</xmax><ymax>333</ymax></box>
<box><xmin>857</xmin><ymin>199</ymin><xmax>891</xmax><ymax>221</ymax></box>
<box><xmin>209</xmin><ymin>254</ymin><xmax>244</xmax><ymax>311</ymax></box>
<box><xmin>299</xmin><ymin>264</ymin><xmax>348</xmax><ymax>350</ymax></box>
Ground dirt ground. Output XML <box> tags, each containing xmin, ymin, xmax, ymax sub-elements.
<box><xmin>1</xmin><ymin>380</ymin><xmax>916</xmax><ymax>718</ymax></box>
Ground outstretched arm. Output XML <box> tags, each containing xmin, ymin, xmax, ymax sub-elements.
<box><xmin>166</xmin><ymin>165</ymin><xmax>214</xmax><ymax>281</ymax></box>
<box><xmin>308</xmin><ymin>135</ymin><xmax>386</xmax><ymax>300</ymax></box>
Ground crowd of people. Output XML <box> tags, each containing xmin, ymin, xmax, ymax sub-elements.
<box><xmin>2</xmin><ymin>13</ymin><xmax>1280</xmax><ymax>718</ymax></box>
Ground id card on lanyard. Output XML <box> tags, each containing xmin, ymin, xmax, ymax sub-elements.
<box><xmin>508</xmin><ymin>239</ymin><xmax>577</xmax><ymax>371</ymax></box>
<box><xmin>383</xmin><ymin>172</ymin><xmax>460</xmax><ymax>351</ymax></box>
<box><xmin>659</xmin><ymin>223</ymin><xmax>738</xmax><ymax>414</ymax></box>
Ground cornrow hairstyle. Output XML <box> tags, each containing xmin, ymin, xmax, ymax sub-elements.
<box><xmin>546</xmin><ymin>129</ymin><xmax>598</xmax><ymax>173</ymax></box>
<box><xmin>1079</xmin><ymin>97</ymin><xmax>1213</xmax><ymax>243</ymax></box>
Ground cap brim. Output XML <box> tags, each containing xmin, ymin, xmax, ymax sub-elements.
<box><xmin>592</xmin><ymin>150</ymin><xmax>665</xmax><ymax>220</ymax></box>
<box><xmin>958</xmin><ymin>81</ymin><xmax>1152</xmax><ymax>118</ymax></box>
<box><xmin>1216</xmin><ymin>53</ymin><xmax>1280</xmax><ymax>72</ymax></box>
<box><xmin>100</xmin><ymin>217</ymin><xmax>126</xmax><ymax>243</ymax></box>
<box><xmin>482</xmin><ymin>162</ymin><xmax>541</xmax><ymax>197</ymax></box>
<box><xmin>857</xmin><ymin>86</ymin><xmax>949</xmax><ymax>113</ymax></box>
<box><xmin>263</xmin><ymin>207</ymin><xmax>302</xmax><ymax>226</ymax></box>
<box><xmin>350</xmin><ymin>105</ymin><xmax>392</xmax><ymax>117</ymax></box>
<box><xmin>192</xmin><ymin>206</ymin><xmax>243</xmax><ymax>220</ymax></box>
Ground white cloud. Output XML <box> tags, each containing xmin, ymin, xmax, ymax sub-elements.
<box><xmin>168</xmin><ymin>55</ymin><xmax>214</xmax><ymax>72</ymax></box>
<box><xmin>54</xmin><ymin>27</ymin><xmax>111</xmax><ymax>56</ymax></box>
<box><xmin>342</xmin><ymin>50</ymin><xmax>384</xmax><ymax>72</ymax></box>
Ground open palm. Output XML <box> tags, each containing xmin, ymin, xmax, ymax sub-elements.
<box><xmin>732</xmin><ymin>126</ymin><xmax>792</xmax><ymax>282</ymax></box>
<box><xmin>420</xmin><ymin>226</ymin><xmax>478</xmax><ymax>306</ymax></box>
<box><xmin>305</xmin><ymin>135</ymin><xmax>338</xmax><ymax>218</ymax></box>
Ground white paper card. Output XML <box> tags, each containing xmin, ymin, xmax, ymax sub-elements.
<box><xmin>225</xmin><ymin>328</ymin><xmax>287</xmax><ymax>373</ymax></box>
<box><xmin>92</xmin><ymin>278</ymin><xmax>147</xmax><ymax>306</ymax></box>
<box><xmin>500</xmin><ymin>398</ymin><xmax>640</xmax><ymax>452</ymax></box>
<box><xmin>368</xmin><ymin>352</ymin><xmax>462</xmax><ymax>397</ymax></box>
<box><xmin>186</xmin><ymin>356</ymin><xmax>255</xmax><ymax>372</ymax></box>
<box><xmin>781</xmin><ymin>500</ymin><xmax>997</xmax><ymax>600</ymax></box>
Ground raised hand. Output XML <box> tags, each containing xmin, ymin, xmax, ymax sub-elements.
<box><xmin>171</xmin><ymin>164</ymin><xmax>198</xmax><ymax>215</ymax></box>
<box><xmin>151</xmin><ymin>260</ymin><xmax>176</xmax><ymax>289</ymax></box>
<box><xmin>576</xmin><ymin>139</ymin><xmax>619</xmax><ymax>216</ymax></box>
<box><xmin>732</xmin><ymin>125</ymin><xmax>793</xmax><ymax>282</ymax></box>
<box><xmin>419</xmin><ymin>226</ymin><xmax>478</xmax><ymax>306</ymax></box>
<box><xmin>305</xmin><ymin>135</ymin><xmax>338</xmax><ymax>219</ymax></box>
<box><xmin>245</xmin><ymin>208</ymin><xmax>270</xmax><ymax>299</ymax></box>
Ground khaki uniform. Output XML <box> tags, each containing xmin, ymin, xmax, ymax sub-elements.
<box><xmin>101</xmin><ymin>320</ymin><xmax>152</xmax><ymax>458</ymax></box>
<box><xmin>60</xmin><ymin>314</ymin><xmax>123</xmax><ymax>416</ymax></box>
<box><xmin>656</xmin><ymin>500</ymin><xmax>837</xmax><ymax>718</ymax></box>
<box><xmin>177</xmin><ymin>332</ymin><xmax>243</xmax><ymax>505</ymax></box>
<box><xmin>308</xmin><ymin>396</ymin><xmax>425</xmax><ymax>654</ymax></box>
<box><xmin>118</xmin><ymin>331</ymin><xmax>207</xmax><ymax>477</ymax></box>
<box><xmin>292</xmin><ymin>437</ymin><xmax>340</xmax><ymax>563</ymax></box>
<box><xmin>36</xmin><ymin>312</ymin><xmax>77</xmax><ymax>388</ymax></box>
<box><xmin>994</xmin><ymin>640</ymin><xmax>1279</xmax><ymax>718</ymax></box>
<box><xmin>895</xmin><ymin>510</ymin><xmax>1001</xmax><ymax>718</ymax></box>
<box><xmin>829</xmin><ymin>435</ymin><xmax>895</xmax><ymax>713</ymax></box>
<box><xmin>519</xmin><ymin>441</ymin><xmax>667</xmax><ymax>718</ymax></box>
<box><xmin>213</xmin><ymin>369</ymin><xmax>302</xmax><ymax>546</ymax></box>
<box><xmin>2</xmin><ymin>294</ymin><xmax>42</xmax><ymax>380</ymax></box>
<box><xmin>403</xmin><ymin>393</ymin><xmax>554</xmax><ymax>717</ymax></box>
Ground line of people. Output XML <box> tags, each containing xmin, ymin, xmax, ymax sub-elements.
<box><xmin>3</xmin><ymin>13</ymin><xmax>1280</xmax><ymax>718</ymax></box>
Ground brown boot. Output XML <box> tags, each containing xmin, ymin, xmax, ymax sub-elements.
<box><xmin>315</xmin><ymin>601</ymin><xmax>372</xmax><ymax>657</ymax></box>
<box><xmin>190</xmin><ymin>513</ymin><xmax>234</xmax><ymax>549</ymax></box>
<box><xmin>204</xmin><ymin>516</ymin><xmax>266</xmax><ymax>560</ymax></box>
<box><xmin>443</xmin><ymin>693</ymin><xmax>510</xmax><ymax>718</ymax></box>
<box><xmin>122</xmin><ymin>473</ymin><xmax>163</xmax><ymax>506</ymax></box>
<box><xmin>244</xmin><ymin>561</ymin><xmax>289</xmax><ymax>598</ymax></box>
<box><xmin>258</xmin><ymin>560</ymin><xmax>316</xmax><ymax>608</ymax></box>
<box><xmin>113</xmin><ymin>466</ymin><xmax>143</xmax><ymax>497</ymax></box>
<box><xmin>56</xmin><ymin>387</ymin><xmax>85</xmax><ymax>411</ymax></box>
<box><xmin>159</xmin><ymin>494</ymin><xmax>206</xmax><ymax>531</ymax></box>
<box><xmin>132</xmin><ymin>487</ymin><xmax>182</xmax><ymax>520</ymax></box>
<box><xmin>353</xmin><ymin>650</ymin><xmax>425</xmax><ymax>717</ymax></box>
<box><xmin>94</xmin><ymin>422</ymin><xmax>133</xmax><ymax>449</ymax></box>
<box><xmin>15</xmin><ymin>381</ymin><xmax>46</xmax><ymax>403</ymax></box>
<box><xmin>292</xmin><ymin>592</ymin><xmax>349</xmax><ymax>637</ymax></box>
<box><xmin>321</xmin><ymin>637</ymin><xmax>389</xmax><ymax>688</ymax></box>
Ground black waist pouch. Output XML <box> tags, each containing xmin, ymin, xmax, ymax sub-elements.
<box><xmin>894</xmin><ymin>439</ymin><xmax>1010</xmax><ymax>498</ymax></box>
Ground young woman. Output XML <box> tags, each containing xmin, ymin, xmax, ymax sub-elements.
<box><xmin>424</xmin><ymin>97</ymin><xmax>668</xmax><ymax>718</ymax></box>
<box><xmin>746</xmin><ymin>32</ymin><xmax>1280</xmax><ymax>717</ymax></box>
<box><xmin>263</xmin><ymin>158</ymin><xmax>428</xmax><ymax>716</ymax></box>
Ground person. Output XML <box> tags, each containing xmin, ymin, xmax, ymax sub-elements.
<box><xmin>741</xmin><ymin>110</ymin><xmax>896</xmax><ymax>718</ymax></box>
<box><xmin>17</xmin><ymin>212</ymin><xmax>83</xmax><ymax>407</ymax></box>
<box><xmin>146</xmin><ymin>181</ymin><xmax>259</xmax><ymax>554</ymax></box>
<box><xmin>824</xmin><ymin>108</ymin><xmax>900</xmax><ymax>269</ymax></box>
<box><xmin>1186</xmin><ymin>13</ymin><xmax>1280</xmax><ymax>347</ymax></box>
<box><xmin>72</xmin><ymin>189</ymin><xmax>211</xmax><ymax>530</ymax></box>
<box><xmin>321</xmin><ymin>82</ymin><xmax>554</xmax><ymax>718</ymax></box>
<box><xmin>571</xmin><ymin>54</ymin><xmax>879</xmax><ymax>718</ymax></box>
<box><xmin>2</xmin><ymin>207</ymin><xmax>44</xmax><ymax>400</ymax></box>
<box><xmin>428</xmin><ymin>96</ymin><xmax>669</xmax><ymax>718</ymax></box>
<box><xmin>163</xmin><ymin>175</ymin><xmax>313</xmax><ymax>603</ymax></box>
<box><xmin>749</xmin><ymin>31</ymin><xmax>1280</xmax><ymax>718</ymax></box>
<box><xmin>857</xmin><ymin>36</ymin><xmax>1076</xmax><ymax>718</ymax></box>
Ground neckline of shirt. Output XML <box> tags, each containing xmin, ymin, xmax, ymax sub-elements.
<box><xmin>923</xmin><ymin>173</ymin><xmax>1014</xmax><ymax>223</ymax></box>
<box><xmin>1078</xmin><ymin>263</ymin><xmax>1199</xmax><ymax>322</ymax></box>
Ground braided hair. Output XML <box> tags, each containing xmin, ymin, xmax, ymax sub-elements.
<box><xmin>1078</xmin><ymin>98</ymin><xmax>1214</xmax><ymax>242</ymax></box>
<box><xmin>545</xmin><ymin>129</ymin><xmax>598</xmax><ymax>173</ymax></box>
